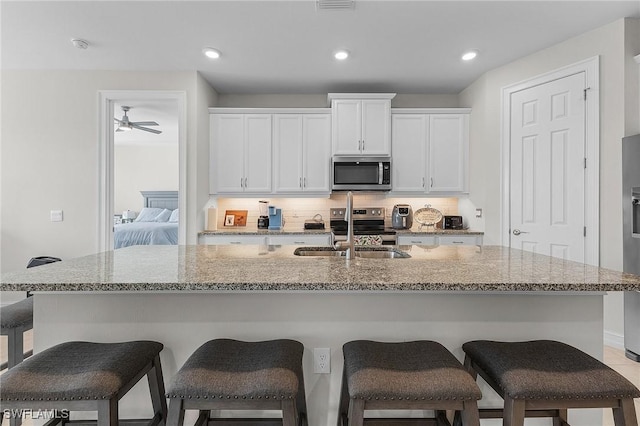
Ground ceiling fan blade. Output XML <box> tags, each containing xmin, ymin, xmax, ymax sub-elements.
<box><xmin>114</xmin><ymin>118</ymin><xmax>123</xmax><ymax>124</ymax></box>
<box><xmin>131</xmin><ymin>123</ymin><xmax>162</xmax><ymax>134</ymax></box>
<box><xmin>130</xmin><ymin>121</ymin><xmax>159</xmax><ymax>126</ymax></box>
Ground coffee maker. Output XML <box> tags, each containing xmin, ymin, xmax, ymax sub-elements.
<box><xmin>268</xmin><ymin>205</ymin><xmax>283</xmax><ymax>230</ymax></box>
<box><xmin>258</xmin><ymin>201</ymin><xmax>269</xmax><ymax>229</ymax></box>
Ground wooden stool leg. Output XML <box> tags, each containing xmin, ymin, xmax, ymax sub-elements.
<box><xmin>503</xmin><ymin>397</ymin><xmax>525</xmax><ymax>426</ymax></box>
<box><xmin>147</xmin><ymin>356</ymin><xmax>168</xmax><ymax>426</ymax></box>
<box><xmin>166</xmin><ymin>398</ymin><xmax>185</xmax><ymax>426</ymax></box>
<box><xmin>460</xmin><ymin>400</ymin><xmax>480</xmax><ymax>426</ymax></box>
<box><xmin>281</xmin><ymin>400</ymin><xmax>297</xmax><ymax>426</ymax></box>
<box><xmin>97</xmin><ymin>399</ymin><xmax>118</xmax><ymax>426</ymax></box>
<box><xmin>337</xmin><ymin>368</ymin><xmax>350</xmax><ymax>426</ymax></box>
<box><xmin>553</xmin><ymin>409</ymin><xmax>568</xmax><ymax>426</ymax></box>
<box><xmin>347</xmin><ymin>399</ymin><xmax>365</xmax><ymax>426</ymax></box>
<box><xmin>613</xmin><ymin>398</ymin><xmax>638</xmax><ymax>426</ymax></box>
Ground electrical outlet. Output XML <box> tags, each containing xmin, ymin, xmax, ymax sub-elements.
<box><xmin>313</xmin><ymin>347</ymin><xmax>330</xmax><ymax>374</ymax></box>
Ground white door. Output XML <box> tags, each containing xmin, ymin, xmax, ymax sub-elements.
<box><xmin>510</xmin><ymin>72</ymin><xmax>586</xmax><ymax>262</ymax></box>
<box><xmin>332</xmin><ymin>99</ymin><xmax>361</xmax><ymax>155</ymax></box>
<box><xmin>212</xmin><ymin>114</ymin><xmax>244</xmax><ymax>193</ymax></box>
<box><xmin>274</xmin><ymin>114</ymin><xmax>304</xmax><ymax>193</ymax></box>
<box><xmin>244</xmin><ymin>114</ymin><xmax>272</xmax><ymax>193</ymax></box>
<box><xmin>428</xmin><ymin>114</ymin><xmax>467</xmax><ymax>192</ymax></box>
<box><xmin>391</xmin><ymin>114</ymin><xmax>427</xmax><ymax>192</ymax></box>
<box><xmin>361</xmin><ymin>99</ymin><xmax>391</xmax><ymax>155</ymax></box>
<box><xmin>303</xmin><ymin>114</ymin><xmax>331</xmax><ymax>192</ymax></box>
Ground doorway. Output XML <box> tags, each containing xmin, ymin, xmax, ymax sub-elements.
<box><xmin>501</xmin><ymin>57</ymin><xmax>600</xmax><ymax>266</ymax></box>
<box><xmin>98</xmin><ymin>91</ymin><xmax>187</xmax><ymax>252</ymax></box>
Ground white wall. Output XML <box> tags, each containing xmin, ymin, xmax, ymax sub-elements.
<box><xmin>0</xmin><ymin>70</ymin><xmax>214</xmax><ymax>280</ymax></box>
<box><xmin>114</xmin><ymin>143</ymin><xmax>179</xmax><ymax>214</ymax></box>
<box><xmin>459</xmin><ymin>18</ymin><xmax>640</xmax><ymax>339</ymax></box>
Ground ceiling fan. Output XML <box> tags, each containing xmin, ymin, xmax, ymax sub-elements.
<box><xmin>114</xmin><ymin>106</ymin><xmax>162</xmax><ymax>134</ymax></box>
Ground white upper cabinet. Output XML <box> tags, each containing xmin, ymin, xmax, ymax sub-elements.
<box><xmin>274</xmin><ymin>114</ymin><xmax>331</xmax><ymax>194</ymax></box>
<box><xmin>210</xmin><ymin>113</ymin><xmax>272</xmax><ymax>194</ymax></box>
<box><xmin>428</xmin><ymin>114</ymin><xmax>468</xmax><ymax>193</ymax></box>
<box><xmin>329</xmin><ymin>94</ymin><xmax>395</xmax><ymax>156</ymax></box>
<box><xmin>391</xmin><ymin>109</ymin><xmax>470</xmax><ymax>195</ymax></box>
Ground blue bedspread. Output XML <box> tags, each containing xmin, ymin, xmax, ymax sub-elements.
<box><xmin>114</xmin><ymin>222</ymin><xmax>178</xmax><ymax>249</ymax></box>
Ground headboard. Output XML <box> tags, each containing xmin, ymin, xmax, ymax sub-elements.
<box><xmin>140</xmin><ymin>191</ymin><xmax>179</xmax><ymax>210</ymax></box>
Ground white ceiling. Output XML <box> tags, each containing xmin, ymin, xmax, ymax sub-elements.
<box><xmin>2</xmin><ymin>0</ymin><xmax>639</xmax><ymax>95</ymax></box>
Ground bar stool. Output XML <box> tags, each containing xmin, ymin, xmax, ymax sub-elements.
<box><xmin>339</xmin><ymin>340</ymin><xmax>482</xmax><ymax>426</ymax></box>
<box><xmin>461</xmin><ymin>340</ymin><xmax>640</xmax><ymax>426</ymax></box>
<box><xmin>1</xmin><ymin>297</ymin><xmax>33</xmax><ymax>371</ymax></box>
<box><xmin>166</xmin><ymin>339</ymin><xmax>307</xmax><ymax>426</ymax></box>
<box><xmin>0</xmin><ymin>340</ymin><xmax>167</xmax><ymax>426</ymax></box>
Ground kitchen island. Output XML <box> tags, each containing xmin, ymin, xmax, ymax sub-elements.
<box><xmin>3</xmin><ymin>245</ymin><xmax>640</xmax><ymax>426</ymax></box>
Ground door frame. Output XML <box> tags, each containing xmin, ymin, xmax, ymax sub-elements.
<box><xmin>97</xmin><ymin>90</ymin><xmax>187</xmax><ymax>252</ymax></box>
<box><xmin>500</xmin><ymin>56</ymin><xmax>600</xmax><ymax>266</ymax></box>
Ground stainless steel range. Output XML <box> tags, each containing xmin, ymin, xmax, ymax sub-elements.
<box><xmin>330</xmin><ymin>207</ymin><xmax>397</xmax><ymax>245</ymax></box>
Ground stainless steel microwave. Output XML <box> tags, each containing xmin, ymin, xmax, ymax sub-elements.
<box><xmin>332</xmin><ymin>157</ymin><xmax>391</xmax><ymax>191</ymax></box>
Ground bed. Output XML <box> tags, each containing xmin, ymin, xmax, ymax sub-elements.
<box><xmin>114</xmin><ymin>191</ymin><xmax>179</xmax><ymax>249</ymax></box>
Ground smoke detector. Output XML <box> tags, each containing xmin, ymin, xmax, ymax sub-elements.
<box><xmin>71</xmin><ymin>39</ymin><xmax>89</xmax><ymax>49</ymax></box>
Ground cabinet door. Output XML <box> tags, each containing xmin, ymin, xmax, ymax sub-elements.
<box><xmin>332</xmin><ymin>99</ymin><xmax>361</xmax><ymax>155</ymax></box>
<box><xmin>212</xmin><ymin>114</ymin><xmax>245</xmax><ymax>193</ymax></box>
<box><xmin>244</xmin><ymin>114</ymin><xmax>272</xmax><ymax>193</ymax></box>
<box><xmin>267</xmin><ymin>234</ymin><xmax>332</xmax><ymax>246</ymax></box>
<box><xmin>303</xmin><ymin>114</ymin><xmax>331</xmax><ymax>192</ymax></box>
<box><xmin>391</xmin><ymin>114</ymin><xmax>427</xmax><ymax>192</ymax></box>
<box><xmin>274</xmin><ymin>115</ymin><xmax>304</xmax><ymax>193</ymax></box>
<box><xmin>428</xmin><ymin>114</ymin><xmax>468</xmax><ymax>192</ymax></box>
<box><xmin>361</xmin><ymin>99</ymin><xmax>391</xmax><ymax>155</ymax></box>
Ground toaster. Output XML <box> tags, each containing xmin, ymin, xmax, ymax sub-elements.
<box><xmin>443</xmin><ymin>215</ymin><xmax>464</xmax><ymax>230</ymax></box>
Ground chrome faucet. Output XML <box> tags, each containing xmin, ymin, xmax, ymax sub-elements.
<box><xmin>335</xmin><ymin>191</ymin><xmax>355</xmax><ymax>259</ymax></box>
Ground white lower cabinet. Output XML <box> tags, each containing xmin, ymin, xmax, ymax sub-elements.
<box><xmin>199</xmin><ymin>235</ymin><xmax>267</xmax><ymax>245</ymax></box>
<box><xmin>267</xmin><ymin>234</ymin><xmax>331</xmax><ymax>246</ymax></box>
<box><xmin>397</xmin><ymin>235</ymin><xmax>437</xmax><ymax>246</ymax></box>
<box><xmin>198</xmin><ymin>234</ymin><xmax>331</xmax><ymax>246</ymax></box>
<box><xmin>397</xmin><ymin>234</ymin><xmax>483</xmax><ymax>246</ymax></box>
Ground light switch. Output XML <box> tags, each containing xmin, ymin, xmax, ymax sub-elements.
<box><xmin>50</xmin><ymin>210</ymin><xmax>63</xmax><ymax>222</ymax></box>
<box><xmin>475</xmin><ymin>208</ymin><xmax>483</xmax><ymax>218</ymax></box>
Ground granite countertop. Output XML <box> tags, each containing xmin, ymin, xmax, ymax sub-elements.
<box><xmin>2</xmin><ymin>245</ymin><xmax>639</xmax><ymax>292</ymax></box>
<box><xmin>396</xmin><ymin>229</ymin><xmax>484</xmax><ymax>235</ymax></box>
<box><xmin>199</xmin><ymin>229</ymin><xmax>331</xmax><ymax>235</ymax></box>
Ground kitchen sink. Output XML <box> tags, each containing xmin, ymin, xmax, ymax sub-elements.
<box><xmin>293</xmin><ymin>247</ymin><xmax>410</xmax><ymax>259</ymax></box>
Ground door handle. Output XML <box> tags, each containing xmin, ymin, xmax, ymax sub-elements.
<box><xmin>512</xmin><ymin>229</ymin><xmax>529</xmax><ymax>236</ymax></box>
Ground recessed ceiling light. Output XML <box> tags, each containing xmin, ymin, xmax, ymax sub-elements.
<box><xmin>203</xmin><ymin>48</ymin><xmax>221</xmax><ymax>59</ymax></box>
<box><xmin>334</xmin><ymin>50</ymin><xmax>349</xmax><ymax>60</ymax></box>
<box><xmin>462</xmin><ymin>50</ymin><xmax>478</xmax><ymax>61</ymax></box>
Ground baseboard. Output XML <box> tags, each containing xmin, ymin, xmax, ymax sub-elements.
<box><xmin>604</xmin><ymin>330</ymin><xmax>625</xmax><ymax>350</ymax></box>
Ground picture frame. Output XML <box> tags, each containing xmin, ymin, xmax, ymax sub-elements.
<box><xmin>224</xmin><ymin>214</ymin><xmax>235</xmax><ymax>226</ymax></box>
<box><xmin>224</xmin><ymin>210</ymin><xmax>248</xmax><ymax>227</ymax></box>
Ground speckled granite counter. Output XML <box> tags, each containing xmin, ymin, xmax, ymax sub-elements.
<box><xmin>395</xmin><ymin>229</ymin><xmax>484</xmax><ymax>236</ymax></box>
<box><xmin>10</xmin><ymin>244</ymin><xmax>632</xmax><ymax>426</ymax></box>
<box><xmin>198</xmin><ymin>229</ymin><xmax>331</xmax><ymax>236</ymax></box>
<box><xmin>2</xmin><ymin>244</ymin><xmax>638</xmax><ymax>292</ymax></box>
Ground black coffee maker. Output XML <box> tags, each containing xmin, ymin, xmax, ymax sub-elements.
<box><xmin>257</xmin><ymin>201</ymin><xmax>269</xmax><ymax>229</ymax></box>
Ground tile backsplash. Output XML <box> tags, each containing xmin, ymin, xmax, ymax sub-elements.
<box><xmin>212</xmin><ymin>195</ymin><xmax>459</xmax><ymax>231</ymax></box>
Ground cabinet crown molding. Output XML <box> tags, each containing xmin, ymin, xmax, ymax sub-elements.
<box><xmin>209</xmin><ymin>107</ymin><xmax>331</xmax><ymax>114</ymax></box>
<box><xmin>391</xmin><ymin>108</ymin><xmax>471</xmax><ymax>114</ymax></box>
<box><xmin>327</xmin><ymin>93</ymin><xmax>396</xmax><ymax>104</ymax></box>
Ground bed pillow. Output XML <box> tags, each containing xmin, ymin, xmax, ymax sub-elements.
<box><xmin>169</xmin><ymin>209</ymin><xmax>179</xmax><ymax>223</ymax></box>
<box><xmin>134</xmin><ymin>208</ymin><xmax>165</xmax><ymax>222</ymax></box>
<box><xmin>154</xmin><ymin>209</ymin><xmax>172</xmax><ymax>222</ymax></box>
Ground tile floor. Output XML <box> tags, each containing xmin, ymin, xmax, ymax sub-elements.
<box><xmin>1</xmin><ymin>334</ymin><xmax>639</xmax><ymax>424</ymax></box>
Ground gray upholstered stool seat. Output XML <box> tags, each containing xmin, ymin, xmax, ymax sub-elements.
<box><xmin>0</xmin><ymin>340</ymin><xmax>167</xmax><ymax>426</ymax></box>
<box><xmin>1</xmin><ymin>297</ymin><xmax>34</xmax><ymax>371</ymax></box>
<box><xmin>462</xmin><ymin>340</ymin><xmax>640</xmax><ymax>426</ymax></box>
<box><xmin>339</xmin><ymin>340</ymin><xmax>481</xmax><ymax>426</ymax></box>
<box><xmin>167</xmin><ymin>339</ymin><xmax>307</xmax><ymax>426</ymax></box>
